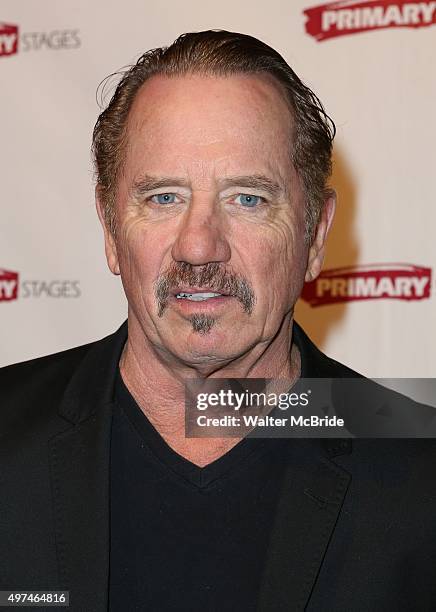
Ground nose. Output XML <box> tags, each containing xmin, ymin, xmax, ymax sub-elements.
<box><xmin>171</xmin><ymin>194</ymin><xmax>231</xmax><ymax>266</ymax></box>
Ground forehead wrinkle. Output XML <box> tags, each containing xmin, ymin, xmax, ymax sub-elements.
<box><xmin>124</xmin><ymin>75</ymin><xmax>297</xmax><ymax>199</ymax></box>
<box><xmin>127</xmin><ymin>75</ymin><xmax>293</xmax><ymax>151</ymax></box>
<box><xmin>128</xmin><ymin>136</ymin><xmax>295</xmax><ymax>198</ymax></box>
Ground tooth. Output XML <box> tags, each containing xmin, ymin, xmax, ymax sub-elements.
<box><xmin>187</xmin><ymin>292</ymin><xmax>221</xmax><ymax>301</ymax></box>
<box><xmin>176</xmin><ymin>292</ymin><xmax>222</xmax><ymax>301</ymax></box>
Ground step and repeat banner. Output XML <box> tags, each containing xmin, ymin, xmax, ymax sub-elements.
<box><xmin>1</xmin><ymin>0</ymin><xmax>435</xmax><ymax>376</ymax></box>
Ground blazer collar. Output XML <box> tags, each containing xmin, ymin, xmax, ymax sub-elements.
<box><xmin>294</xmin><ymin>320</ymin><xmax>339</xmax><ymax>378</ymax></box>
<box><xmin>57</xmin><ymin>318</ymin><xmax>349</xmax><ymax>423</ymax></box>
<box><xmin>57</xmin><ymin>320</ymin><xmax>128</xmax><ymax>424</ymax></box>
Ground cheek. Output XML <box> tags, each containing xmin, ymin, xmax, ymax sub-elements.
<box><xmin>116</xmin><ymin>218</ymin><xmax>168</xmax><ymax>291</ymax></box>
<box><xmin>239</xmin><ymin>220</ymin><xmax>308</xmax><ymax>308</ymax></box>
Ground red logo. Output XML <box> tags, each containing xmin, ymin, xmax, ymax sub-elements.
<box><xmin>302</xmin><ymin>264</ymin><xmax>432</xmax><ymax>306</ymax></box>
<box><xmin>0</xmin><ymin>22</ymin><xmax>18</xmax><ymax>56</ymax></box>
<box><xmin>0</xmin><ymin>268</ymin><xmax>19</xmax><ymax>301</ymax></box>
<box><xmin>304</xmin><ymin>0</ymin><xmax>436</xmax><ymax>41</ymax></box>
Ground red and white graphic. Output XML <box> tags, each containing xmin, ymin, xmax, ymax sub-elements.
<box><xmin>0</xmin><ymin>22</ymin><xmax>80</xmax><ymax>57</ymax></box>
<box><xmin>304</xmin><ymin>0</ymin><xmax>436</xmax><ymax>41</ymax></box>
<box><xmin>0</xmin><ymin>267</ymin><xmax>81</xmax><ymax>301</ymax></box>
<box><xmin>302</xmin><ymin>264</ymin><xmax>432</xmax><ymax>306</ymax></box>
<box><xmin>0</xmin><ymin>22</ymin><xmax>18</xmax><ymax>56</ymax></box>
<box><xmin>0</xmin><ymin>269</ymin><xmax>19</xmax><ymax>301</ymax></box>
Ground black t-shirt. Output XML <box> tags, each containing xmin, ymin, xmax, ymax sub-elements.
<box><xmin>109</xmin><ymin>370</ymin><xmax>291</xmax><ymax>611</ymax></box>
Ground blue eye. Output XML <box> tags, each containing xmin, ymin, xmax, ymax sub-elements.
<box><xmin>235</xmin><ymin>194</ymin><xmax>263</xmax><ymax>207</ymax></box>
<box><xmin>151</xmin><ymin>193</ymin><xmax>177</xmax><ymax>205</ymax></box>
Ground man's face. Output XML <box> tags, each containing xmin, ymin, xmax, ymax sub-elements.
<box><xmin>99</xmin><ymin>73</ymin><xmax>331</xmax><ymax>367</ymax></box>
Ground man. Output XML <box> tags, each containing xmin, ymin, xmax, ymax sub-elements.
<box><xmin>1</xmin><ymin>30</ymin><xmax>436</xmax><ymax>611</ymax></box>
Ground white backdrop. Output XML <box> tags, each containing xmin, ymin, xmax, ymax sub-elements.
<box><xmin>1</xmin><ymin>0</ymin><xmax>435</xmax><ymax>376</ymax></box>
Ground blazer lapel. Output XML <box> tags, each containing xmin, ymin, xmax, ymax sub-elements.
<box><xmin>256</xmin><ymin>321</ymin><xmax>354</xmax><ymax>611</ymax></box>
<box><xmin>48</xmin><ymin>322</ymin><xmax>128</xmax><ymax>612</ymax></box>
<box><xmin>257</xmin><ymin>440</ymin><xmax>351</xmax><ymax>611</ymax></box>
<box><xmin>49</xmin><ymin>408</ymin><xmax>112</xmax><ymax>611</ymax></box>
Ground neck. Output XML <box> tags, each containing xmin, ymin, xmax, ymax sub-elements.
<box><xmin>119</xmin><ymin>315</ymin><xmax>300</xmax><ymax>466</ymax></box>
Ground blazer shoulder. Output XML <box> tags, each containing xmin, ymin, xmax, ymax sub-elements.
<box><xmin>0</xmin><ymin>340</ymin><xmax>99</xmax><ymax>431</ymax></box>
<box><xmin>1</xmin><ymin>340</ymin><xmax>97</xmax><ymax>387</ymax></box>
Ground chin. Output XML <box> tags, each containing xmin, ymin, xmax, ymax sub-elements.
<box><xmin>155</xmin><ymin>309</ymin><xmax>257</xmax><ymax>364</ymax></box>
<box><xmin>172</xmin><ymin>328</ymin><xmax>245</xmax><ymax>366</ymax></box>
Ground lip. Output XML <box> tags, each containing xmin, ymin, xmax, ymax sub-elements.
<box><xmin>171</xmin><ymin>286</ymin><xmax>230</xmax><ymax>297</ymax></box>
<box><xmin>169</xmin><ymin>293</ymin><xmax>235</xmax><ymax>313</ymax></box>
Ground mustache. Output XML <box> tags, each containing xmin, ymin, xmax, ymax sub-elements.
<box><xmin>154</xmin><ymin>262</ymin><xmax>256</xmax><ymax>317</ymax></box>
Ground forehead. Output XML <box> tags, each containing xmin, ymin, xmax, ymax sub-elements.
<box><xmin>124</xmin><ymin>72</ymin><xmax>294</xmax><ymax>180</ymax></box>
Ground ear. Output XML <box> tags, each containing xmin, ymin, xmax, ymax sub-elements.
<box><xmin>95</xmin><ymin>186</ymin><xmax>120</xmax><ymax>275</ymax></box>
<box><xmin>304</xmin><ymin>191</ymin><xmax>336</xmax><ymax>283</ymax></box>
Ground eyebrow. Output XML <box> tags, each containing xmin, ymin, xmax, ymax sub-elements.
<box><xmin>131</xmin><ymin>174</ymin><xmax>283</xmax><ymax>198</ymax></box>
<box><xmin>219</xmin><ymin>175</ymin><xmax>283</xmax><ymax>197</ymax></box>
<box><xmin>132</xmin><ymin>176</ymin><xmax>190</xmax><ymax>196</ymax></box>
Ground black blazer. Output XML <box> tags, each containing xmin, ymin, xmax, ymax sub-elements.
<box><xmin>1</xmin><ymin>322</ymin><xmax>436</xmax><ymax>611</ymax></box>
